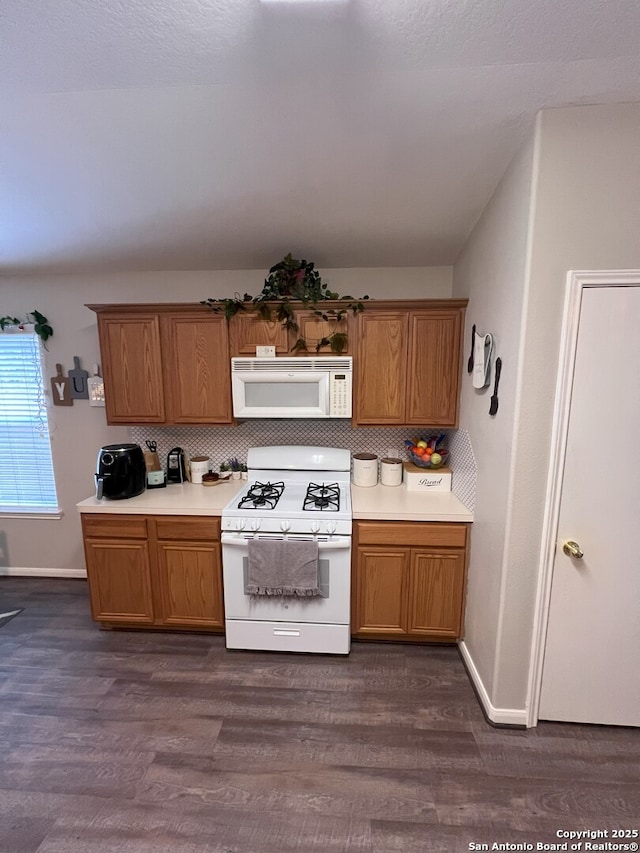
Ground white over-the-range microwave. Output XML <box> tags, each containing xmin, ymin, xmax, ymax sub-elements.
<box><xmin>231</xmin><ymin>356</ymin><xmax>352</xmax><ymax>419</ymax></box>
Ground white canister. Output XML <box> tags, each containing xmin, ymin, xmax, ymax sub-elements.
<box><xmin>380</xmin><ymin>457</ymin><xmax>403</xmax><ymax>487</ymax></box>
<box><xmin>189</xmin><ymin>456</ymin><xmax>210</xmax><ymax>484</ymax></box>
<box><xmin>352</xmin><ymin>453</ymin><xmax>378</xmax><ymax>487</ymax></box>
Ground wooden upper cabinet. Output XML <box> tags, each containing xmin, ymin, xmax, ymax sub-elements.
<box><xmin>293</xmin><ymin>310</ymin><xmax>351</xmax><ymax>355</ymax></box>
<box><xmin>229</xmin><ymin>312</ymin><xmax>290</xmax><ymax>356</ymax></box>
<box><xmin>406</xmin><ymin>310</ymin><xmax>463</xmax><ymax>426</ymax></box>
<box><xmin>353</xmin><ymin>301</ymin><xmax>466</xmax><ymax>427</ymax></box>
<box><xmin>161</xmin><ymin>314</ymin><xmax>232</xmax><ymax>424</ymax></box>
<box><xmin>98</xmin><ymin>314</ymin><xmax>166</xmax><ymax>423</ymax></box>
<box><xmin>355</xmin><ymin>311</ymin><xmax>409</xmax><ymax>423</ymax></box>
<box><xmin>90</xmin><ymin>298</ymin><xmax>466</xmax><ymax>427</ymax></box>
<box><xmin>88</xmin><ymin>304</ymin><xmax>233</xmax><ymax>426</ymax></box>
<box><xmin>230</xmin><ymin>302</ymin><xmax>354</xmax><ymax>356</ymax></box>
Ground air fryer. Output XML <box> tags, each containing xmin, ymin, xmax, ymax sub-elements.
<box><xmin>96</xmin><ymin>443</ymin><xmax>146</xmax><ymax>499</ymax></box>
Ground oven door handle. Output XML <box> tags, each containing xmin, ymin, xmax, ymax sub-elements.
<box><xmin>221</xmin><ymin>535</ymin><xmax>351</xmax><ymax>551</ymax></box>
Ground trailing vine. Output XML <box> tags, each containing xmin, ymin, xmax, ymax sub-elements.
<box><xmin>0</xmin><ymin>310</ymin><xmax>53</xmax><ymax>347</ymax></box>
<box><xmin>201</xmin><ymin>253</ymin><xmax>368</xmax><ymax>353</ymax></box>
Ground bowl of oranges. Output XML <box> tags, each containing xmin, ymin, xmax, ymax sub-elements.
<box><xmin>404</xmin><ymin>436</ymin><xmax>449</xmax><ymax>469</ymax></box>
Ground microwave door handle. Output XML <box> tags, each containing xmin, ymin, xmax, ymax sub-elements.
<box><xmin>323</xmin><ymin>372</ymin><xmax>331</xmax><ymax>413</ymax></box>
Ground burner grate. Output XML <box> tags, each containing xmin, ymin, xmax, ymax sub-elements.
<box><xmin>303</xmin><ymin>482</ymin><xmax>341</xmax><ymax>512</ymax></box>
<box><xmin>238</xmin><ymin>481</ymin><xmax>285</xmax><ymax>510</ymax></box>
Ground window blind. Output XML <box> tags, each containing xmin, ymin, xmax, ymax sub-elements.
<box><xmin>0</xmin><ymin>332</ymin><xmax>59</xmax><ymax>513</ymax></box>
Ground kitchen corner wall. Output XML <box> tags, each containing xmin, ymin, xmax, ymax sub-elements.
<box><xmin>454</xmin><ymin>101</ymin><xmax>640</xmax><ymax>723</ymax></box>
<box><xmin>453</xmin><ymin>123</ymin><xmax>538</xmax><ymax>713</ymax></box>
<box><xmin>0</xmin><ymin>265</ymin><xmax>452</xmax><ymax>572</ymax></box>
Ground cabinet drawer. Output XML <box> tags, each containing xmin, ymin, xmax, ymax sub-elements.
<box><xmin>82</xmin><ymin>514</ymin><xmax>147</xmax><ymax>539</ymax></box>
<box><xmin>355</xmin><ymin>521</ymin><xmax>467</xmax><ymax>548</ymax></box>
<box><xmin>154</xmin><ymin>516</ymin><xmax>221</xmax><ymax>541</ymax></box>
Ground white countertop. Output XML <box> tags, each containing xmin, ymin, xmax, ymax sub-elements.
<box><xmin>76</xmin><ymin>480</ymin><xmax>246</xmax><ymax>515</ymax></box>
<box><xmin>77</xmin><ymin>480</ymin><xmax>473</xmax><ymax>523</ymax></box>
<box><xmin>351</xmin><ymin>484</ymin><xmax>473</xmax><ymax>522</ymax></box>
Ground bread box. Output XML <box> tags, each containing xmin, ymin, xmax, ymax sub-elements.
<box><xmin>403</xmin><ymin>462</ymin><xmax>452</xmax><ymax>492</ymax></box>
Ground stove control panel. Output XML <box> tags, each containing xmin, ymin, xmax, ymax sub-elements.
<box><xmin>221</xmin><ymin>515</ymin><xmax>352</xmax><ymax>536</ymax></box>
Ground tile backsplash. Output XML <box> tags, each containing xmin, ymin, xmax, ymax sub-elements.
<box><xmin>131</xmin><ymin>421</ymin><xmax>476</xmax><ymax>511</ymax></box>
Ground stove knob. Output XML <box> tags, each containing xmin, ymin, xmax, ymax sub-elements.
<box><xmin>310</xmin><ymin>521</ymin><xmax>321</xmax><ymax>534</ymax></box>
<box><xmin>326</xmin><ymin>522</ymin><xmax>337</xmax><ymax>535</ymax></box>
<box><xmin>250</xmin><ymin>519</ymin><xmax>261</xmax><ymax>531</ymax></box>
<box><xmin>280</xmin><ymin>520</ymin><xmax>291</xmax><ymax>532</ymax></box>
<box><xmin>236</xmin><ymin>519</ymin><xmax>246</xmax><ymax>531</ymax></box>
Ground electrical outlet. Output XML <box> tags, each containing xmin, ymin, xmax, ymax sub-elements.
<box><xmin>256</xmin><ymin>346</ymin><xmax>276</xmax><ymax>358</ymax></box>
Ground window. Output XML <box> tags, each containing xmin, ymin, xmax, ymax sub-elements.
<box><xmin>0</xmin><ymin>331</ymin><xmax>59</xmax><ymax>513</ymax></box>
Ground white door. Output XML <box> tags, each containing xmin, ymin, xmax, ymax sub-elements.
<box><xmin>539</xmin><ymin>282</ymin><xmax>640</xmax><ymax>725</ymax></box>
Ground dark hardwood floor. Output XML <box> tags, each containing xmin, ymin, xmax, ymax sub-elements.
<box><xmin>0</xmin><ymin>578</ymin><xmax>638</xmax><ymax>853</ymax></box>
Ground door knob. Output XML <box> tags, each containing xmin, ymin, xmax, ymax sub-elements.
<box><xmin>562</xmin><ymin>540</ymin><xmax>584</xmax><ymax>559</ymax></box>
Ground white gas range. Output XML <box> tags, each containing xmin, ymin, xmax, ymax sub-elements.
<box><xmin>221</xmin><ymin>445</ymin><xmax>352</xmax><ymax>655</ymax></box>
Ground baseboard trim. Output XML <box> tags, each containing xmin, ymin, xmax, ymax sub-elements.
<box><xmin>0</xmin><ymin>567</ymin><xmax>87</xmax><ymax>579</ymax></box>
<box><xmin>458</xmin><ymin>640</ymin><xmax>529</xmax><ymax>727</ymax></box>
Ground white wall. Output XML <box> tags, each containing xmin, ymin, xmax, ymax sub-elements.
<box><xmin>0</xmin><ymin>265</ymin><xmax>451</xmax><ymax>571</ymax></box>
<box><xmin>495</xmin><ymin>102</ymin><xmax>640</xmax><ymax>711</ymax></box>
<box><xmin>454</xmin><ymin>101</ymin><xmax>640</xmax><ymax>718</ymax></box>
<box><xmin>452</xmin><ymin>126</ymin><xmax>538</xmax><ymax>704</ymax></box>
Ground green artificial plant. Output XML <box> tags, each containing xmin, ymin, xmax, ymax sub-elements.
<box><xmin>202</xmin><ymin>253</ymin><xmax>368</xmax><ymax>353</ymax></box>
<box><xmin>0</xmin><ymin>310</ymin><xmax>54</xmax><ymax>348</ymax></box>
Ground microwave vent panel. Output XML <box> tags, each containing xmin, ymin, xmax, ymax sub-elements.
<box><xmin>232</xmin><ymin>357</ymin><xmax>352</xmax><ymax>372</ymax></box>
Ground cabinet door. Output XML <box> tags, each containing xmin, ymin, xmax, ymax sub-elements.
<box><xmin>354</xmin><ymin>311</ymin><xmax>408</xmax><ymax>424</ymax></box>
<box><xmin>84</xmin><ymin>540</ymin><xmax>154</xmax><ymax>623</ymax></box>
<box><xmin>352</xmin><ymin>546</ymin><xmax>410</xmax><ymax>636</ymax></box>
<box><xmin>156</xmin><ymin>542</ymin><xmax>224</xmax><ymax>629</ymax></box>
<box><xmin>406</xmin><ymin>310</ymin><xmax>463</xmax><ymax>426</ymax></box>
<box><xmin>409</xmin><ymin>549</ymin><xmax>466</xmax><ymax>638</ymax></box>
<box><xmin>293</xmin><ymin>310</ymin><xmax>350</xmax><ymax>355</ymax></box>
<box><xmin>229</xmin><ymin>312</ymin><xmax>290</xmax><ymax>356</ymax></box>
<box><xmin>98</xmin><ymin>314</ymin><xmax>165</xmax><ymax>423</ymax></box>
<box><xmin>162</xmin><ymin>314</ymin><xmax>232</xmax><ymax>424</ymax></box>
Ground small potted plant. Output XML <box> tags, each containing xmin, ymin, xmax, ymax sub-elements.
<box><xmin>219</xmin><ymin>461</ymin><xmax>231</xmax><ymax>481</ymax></box>
<box><xmin>240</xmin><ymin>462</ymin><xmax>248</xmax><ymax>480</ymax></box>
<box><xmin>228</xmin><ymin>457</ymin><xmax>242</xmax><ymax>480</ymax></box>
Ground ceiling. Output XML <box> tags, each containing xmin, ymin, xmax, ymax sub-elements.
<box><xmin>2</xmin><ymin>0</ymin><xmax>639</xmax><ymax>275</ymax></box>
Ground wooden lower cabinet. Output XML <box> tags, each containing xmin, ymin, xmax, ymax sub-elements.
<box><xmin>81</xmin><ymin>514</ymin><xmax>223</xmax><ymax>631</ymax></box>
<box><xmin>156</xmin><ymin>542</ymin><xmax>223</xmax><ymax>628</ymax></box>
<box><xmin>352</xmin><ymin>521</ymin><xmax>469</xmax><ymax>642</ymax></box>
<box><xmin>353</xmin><ymin>547</ymin><xmax>410</xmax><ymax>636</ymax></box>
<box><xmin>84</xmin><ymin>539</ymin><xmax>155</xmax><ymax>624</ymax></box>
